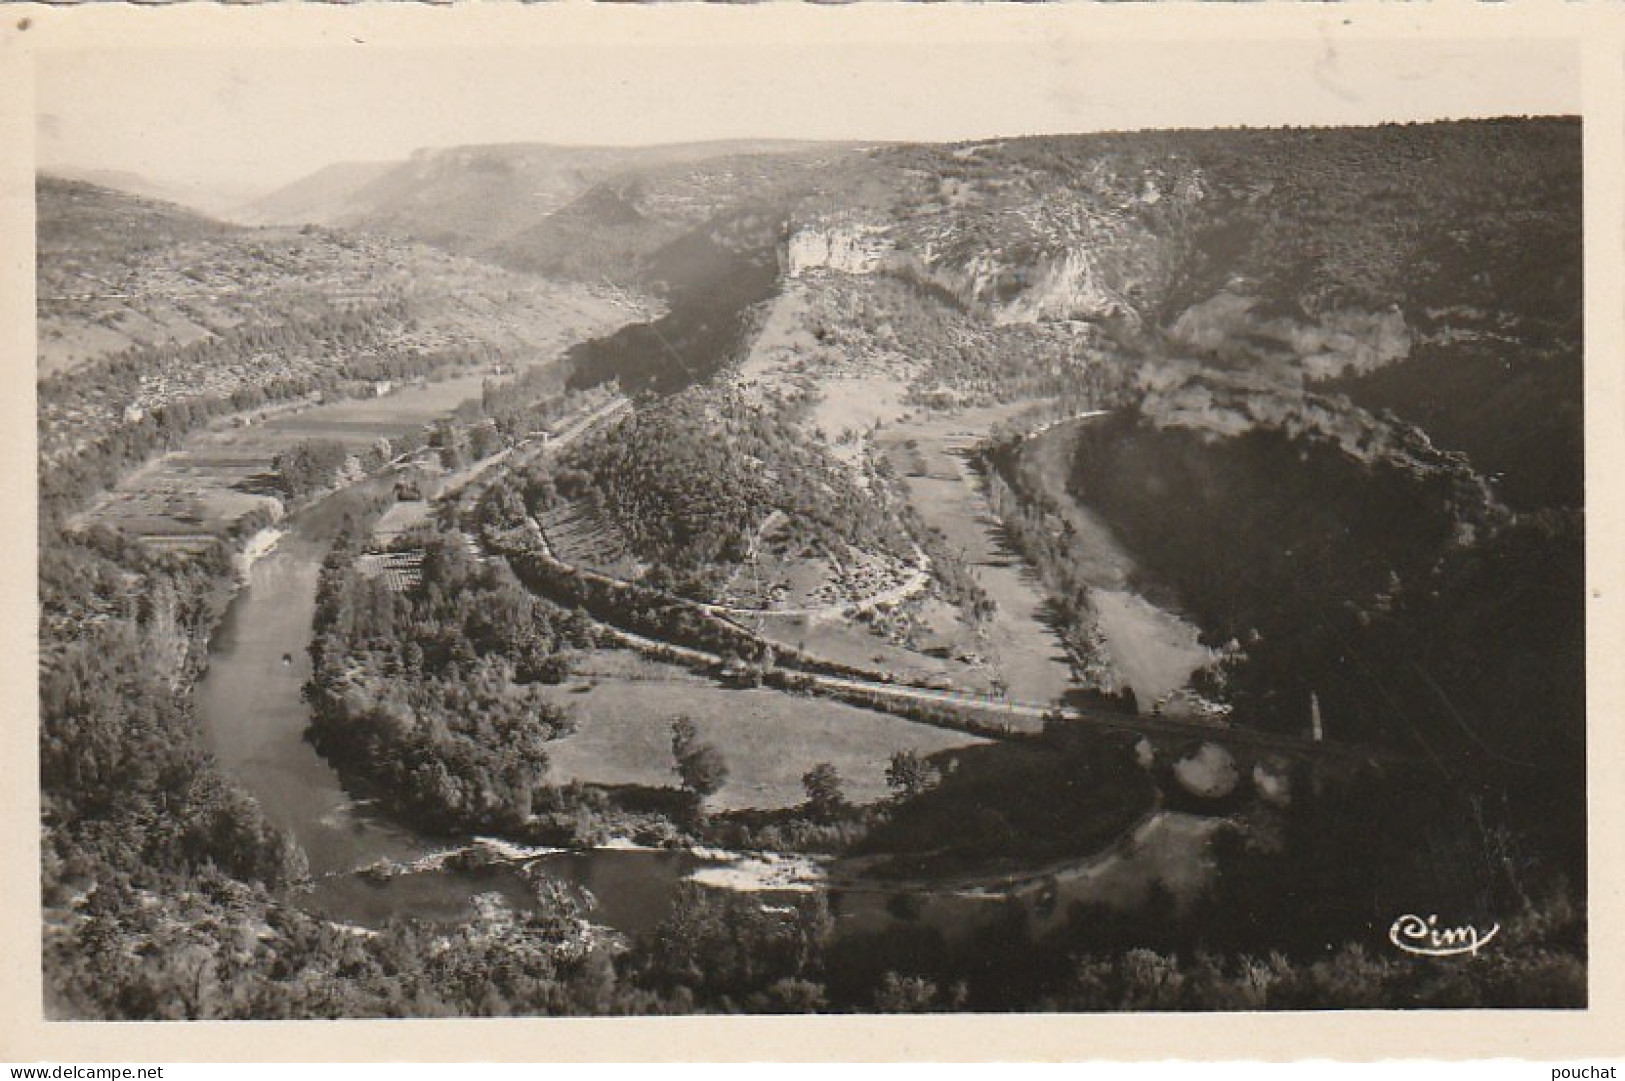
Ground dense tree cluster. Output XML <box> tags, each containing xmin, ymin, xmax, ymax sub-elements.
<box><xmin>44</xmin><ymin>863</ymin><xmax>679</xmax><ymax>1019</ymax></box>
<box><xmin>670</xmin><ymin>716</ymin><xmax>729</xmax><ymax>810</ymax></box>
<box><xmin>305</xmin><ymin>530</ymin><xmax>593</xmax><ymax>832</ymax></box>
<box><xmin>273</xmin><ymin>439</ymin><xmax>352</xmax><ymax>499</ymax></box>
<box><xmin>41</xmin><ymin>537</ymin><xmax>306</xmax><ymax>896</ymax></box>
<box><xmin>547</xmin><ymin>389</ymin><xmax>912</xmax><ymax>597</ymax></box>
<box><xmin>637</xmin><ymin>884</ymin><xmax>834</xmax><ymax>1008</ymax></box>
<box><xmin>800</xmin><ymin>763</ymin><xmax>847</xmax><ymax>822</ymax></box>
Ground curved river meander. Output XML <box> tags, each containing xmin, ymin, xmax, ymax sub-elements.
<box><xmin>194</xmin><ymin>396</ymin><xmax>1216</xmax><ymax>940</ymax></box>
<box><xmin>197</xmin><ymin>511</ymin><xmax>718</xmax><ymax>931</ymax></box>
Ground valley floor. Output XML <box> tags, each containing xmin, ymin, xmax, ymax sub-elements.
<box><xmin>539</xmin><ymin>657</ymin><xmax>987</xmax><ymax>812</ymax></box>
<box><xmin>1019</xmin><ymin>420</ymin><xmax>1214</xmax><ymax>710</ymax></box>
<box><xmin>876</xmin><ymin>404</ymin><xmax>1079</xmax><ymax>705</ymax></box>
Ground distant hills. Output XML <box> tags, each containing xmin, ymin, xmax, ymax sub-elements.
<box><xmin>239</xmin><ymin>121</ymin><xmax>1579</xmax><ymax>348</ymax></box>
<box><xmin>42</xmin><ymin>166</ymin><xmax>263</xmax><ymax>220</ymax></box>
<box><xmin>40</xmin><ymin>119</ymin><xmax>1582</xmax><ymax>506</ymax></box>
<box><xmin>35</xmin><ymin>175</ymin><xmax>633</xmax><ymax>486</ymax></box>
<box><xmin>241</xmin><ymin>140</ymin><xmax>850</xmax><ymax>259</ymax></box>
<box><xmin>233</xmin><ymin>160</ymin><xmax>399</xmax><ymax>227</ymax></box>
<box><xmin>36</xmin><ymin>174</ymin><xmax>629</xmax><ymax>376</ymax></box>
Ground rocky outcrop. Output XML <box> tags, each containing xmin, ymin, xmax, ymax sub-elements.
<box><xmin>1168</xmin><ymin>290</ymin><xmax>1412</xmax><ymax>381</ymax></box>
<box><xmin>1291</xmin><ymin>308</ymin><xmax>1412</xmax><ymax>379</ymax></box>
<box><xmin>1135</xmin><ymin>368</ymin><xmax>1507</xmax><ymax>538</ymax></box>
<box><xmin>787</xmin><ymin>189</ymin><xmax>1164</xmax><ymax>329</ymax></box>
<box><xmin>784</xmin><ymin>219</ymin><xmax>892</xmax><ymax>277</ymax></box>
<box><xmin>981</xmin><ymin>247</ymin><xmax>1140</xmax><ymax>327</ymax></box>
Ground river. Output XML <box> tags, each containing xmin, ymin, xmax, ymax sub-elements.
<box><xmin>193</xmin><ymin>393</ymin><xmax>1220</xmax><ymax>940</ymax></box>
<box><xmin>197</xmin><ymin>500</ymin><xmax>1221</xmax><ymax>941</ymax></box>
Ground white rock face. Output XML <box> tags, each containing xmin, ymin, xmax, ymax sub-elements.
<box><xmin>1253</xmin><ymin>761</ymin><xmax>1293</xmax><ymax>807</ymax></box>
<box><xmin>990</xmin><ymin>247</ymin><xmax>1138</xmax><ymax>326</ymax></box>
<box><xmin>785</xmin><ymin>222</ymin><xmax>891</xmax><ymax>277</ymax></box>
<box><xmin>1169</xmin><ymin>291</ymin><xmax>1412</xmax><ymax>381</ymax></box>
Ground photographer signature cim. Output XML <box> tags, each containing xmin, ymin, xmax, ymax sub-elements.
<box><xmin>1388</xmin><ymin>913</ymin><xmax>1501</xmax><ymax>957</ymax></box>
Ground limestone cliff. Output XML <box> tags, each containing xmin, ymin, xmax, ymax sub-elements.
<box><xmin>1167</xmin><ymin>291</ymin><xmax>1412</xmax><ymax>381</ymax></box>
<box><xmin>784</xmin><ymin>218</ymin><xmax>892</xmax><ymax>277</ymax></box>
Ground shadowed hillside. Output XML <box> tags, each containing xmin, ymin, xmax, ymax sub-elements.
<box><xmin>1328</xmin><ymin>343</ymin><xmax>1583</xmax><ymax>512</ymax></box>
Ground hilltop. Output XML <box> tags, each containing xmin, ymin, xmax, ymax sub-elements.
<box><xmin>486</xmin><ymin>144</ymin><xmax>864</xmax><ymax>291</ymax></box>
<box><xmin>42</xmin><ymin>166</ymin><xmax>261</xmax><ymax>220</ymax></box>
<box><xmin>233</xmin><ymin>160</ymin><xmax>398</xmax><ymax>227</ymax></box>
<box><xmin>37</xmin><ymin>175</ymin><xmax>626</xmax><ymax>379</ymax></box>
<box><xmin>528</xmin><ymin>386</ymin><xmax>917</xmax><ymax>603</ymax></box>
<box><xmin>785</xmin><ymin>119</ymin><xmax>1578</xmax><ymax>359</ymax></box>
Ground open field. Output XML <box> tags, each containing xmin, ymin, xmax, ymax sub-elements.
<box><xmin>82</xmin><ymin>370</ymin><xmax>494</xmax><ymax>538</ymax></box>
<box><xmin>83</xmin><ymin>369</ymin><xmax>538</xmax><ymax>541</ymax></box>
<box><xmin>876</xmin><ymin>404</ymin><xmax>1077</xmax><ymax>706</ymax></box>
<box><xmin>1091</xmin><ymin>590</ymin><xmax>1214</xmax><ymax>711</ymax></box>
<box><xmin>371</xmin><ymin>499</ymin><xmax>432</xmax><ymax>543</ymax></box>
<box><xmin>1019</xmin><ymin>422</ymin><xmax>1139</xmax><ymax>589</ymax></box>
<box><xmin>538</xmin><ymin>672</ymin><xmax>988</xmax><ymax>811</ymax></box>
<box><xmin>537</xmin><ymin>499</ymin><xmax>640</xmax><ymax>578</ymax></box>
<box><xmin>731</xmin><ymin>278</ymin><xmax>921</xmax><ymax>476</ymax></box>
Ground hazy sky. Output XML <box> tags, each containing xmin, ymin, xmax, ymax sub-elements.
<box><xmin>36</xmin><ymin>36</ymin><xmax>1578</xmax><ymax>201</ymax></box>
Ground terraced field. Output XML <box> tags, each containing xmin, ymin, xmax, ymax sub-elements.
<box><xmin>536</xmin><ymin>500</ymin><xmax>641</xmax><ymax>579</ymax></box>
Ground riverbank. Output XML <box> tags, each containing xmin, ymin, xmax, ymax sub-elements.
<box><xmin>982</xmin><ymin>414</ymin><xmax>1218</xmax><ymax>714</ymax></box>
